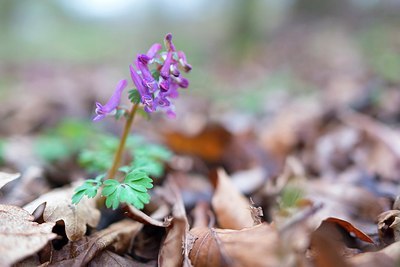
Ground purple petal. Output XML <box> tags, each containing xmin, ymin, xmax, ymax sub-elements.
<box><xmin>172</xmin><ymin>76</ymin><xmax>189</xmax><ymax>88</ymax></box>
<box><xmin>136</xmin><ymin>56</ymin><xmax>158</xmax><ymax>93</ymax></box>
<box><xmin>178</xmin><ymin>51</ymin><xmax>192</xmax><ymax>72</ymax></box>
<box><xmin>93</xmin><ymin>114</ymin><xmax>106</xmax><ymax>121</ymax></box>
<box><xmin>170</xmin><ymin>63</ymin><xmax>180</xmax><ymax>77</ymax></box>
<box><xmin>160</xmin><ymin>52</ymin><xmax>173</xmax><ymax>79</ymax></box>
<box><xmin>129</xmin><ymin>65</ymin><xmax>148</xmax><ymax>97</ymax></box>
<box><xmin>93</xmin><ymin>79</ymin><xmax>127</xmax><ymax>122</ymax></box>
<box><xmin>158</xmin><ymin>76</ymin><xmax>169</xmax><ymax>91</ymax></box>
<box><xmin>146</xmin><ymin>43</ymin><xmax>162</xmax><ymax>59</ymax></box>
<box><xmin>164</xmin><ymin>33</ymin><xmax>176</xmax><ymax>52</ymax></box>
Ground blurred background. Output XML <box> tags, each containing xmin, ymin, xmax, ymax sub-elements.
<box><xmin>0</xmin><ymin>0</ymin><xmax>400</xmax><ymax>149</ymax></box>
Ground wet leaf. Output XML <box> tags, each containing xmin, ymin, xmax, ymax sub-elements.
<box><xmin>23</xmin><ymin>185</ymin><xmax>100</xmax><ymax>241</ymax></box>
<box><xmin>0</xmin><ymin>204</ymin><xmax>56</xmax><ymax>266</ymax></box>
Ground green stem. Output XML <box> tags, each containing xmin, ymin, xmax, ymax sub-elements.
<box><xmin>108</xmin><ymin>103</ymin><xmax>139</xmax><ymax>179</ymax></box>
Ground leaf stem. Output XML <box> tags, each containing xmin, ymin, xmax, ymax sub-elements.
<box><xmin>108</xmin><ymin>103</ymin><xmax>139</xmax><ymax>179</ymax></box>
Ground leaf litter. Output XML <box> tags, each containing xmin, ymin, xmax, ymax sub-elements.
<box><xmin>2</xmin><ymin>19</ymin><xmax>400</xmax><ymax>267</ymax></box>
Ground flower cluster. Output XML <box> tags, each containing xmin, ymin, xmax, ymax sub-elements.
<box><xmin>94</xmin><ymin>33</ymin><xmax>191</xmax><ymax>121</ymax></box>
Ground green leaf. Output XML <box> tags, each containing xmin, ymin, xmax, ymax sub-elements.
<box><xmin>71</xmin><ymin>176</ymin><xmax>103</xmax><ymax>204</ymax></box>
<box><xmin>132</xmin><ymin>157</ymin><xmax>163</xmax><ymax>177</ymax></box>
<box><xmin>125</xmin><ymin>169</ymin><xmax>148</xmax><ymax>181</ymax></box>
<box><xmin>102</xmin><ymin>179</ymin><xmax>120</xmax><ymax>196</ymax></box>
<box><xmin>101</xmin><ymin>172</ymin><xmax>153</xmax><ymax>210</ymax></box>
<box><xmin>128</xmin><ymin>89</ymin><xmax>141</xmax><ymax>104</ymax></box>
<box><xmin>72</xmin><ymin>190</ymin><xmax>86</xmax><ymax>204</ymax></box>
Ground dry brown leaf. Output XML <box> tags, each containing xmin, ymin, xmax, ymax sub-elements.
<box><xmin>348</xmin><ymin>241</ymin><xmax>400</xmax><ymax>267</ymax></box>
<box><xmin>124</xmin><ymin>204</ymin><xmax>171</xmax><ymax>228</ymax></box>
<box><xmin>0</xmin><ymin>172</ymin><xmax>20</xmax><ymax>189</ymax></box>
<box><xmin>165</xmin><ymin>124</ymin><xmax>232</xmax><ymax>162</ymax></box>
<box><xmin>311</xmin><ymin>221</ymin><xmax>351</xmax><ymax>267</ymax></box>
<box><xmin>260</xmin><ymin>101</ymin><xmax>322</xmax><ymax>161</ymax></box>
<box><xmin>0</xmin><ymin>166</ymin><xmax>50</xmax><ymax>206</ymax></box>
<box><xmin>0</xmin><ymin>204</ymin><xmax>56</xmax><ymax>266</ymax></box>
<box><xmin>324</xmin><ymin>217</ymin><xmax>374</xmax><ymax>244</ymax></box>
<box><xmin>305</xmin><ymin>180</ymin><xmax>386</xmax><ymax>227</ymax></box>
<box><xmin>23</xmin><ymin>185</ymin><xmax>100</xmax><ymax>241</ymax></box>
<box><xmin>48</xmin><ymin>219</ymin><xmax>142</xmax><ymax>266</ymax></box>
<box><xmin>88</xmin><ymin>250</ymin><xmax>140</xmax><ymax>267</ymax></box>
<box><xmin>158</xmin><ymin>178</ymin><xmax>191</xmax><ymax>267</ymax></box>
<box><xmin>211</xmin><ymin>169</ymin><xmax>254</xmax><ymax>230</ymax></box>
<box><xmin>340</xmin><ymin>110</ymin><xmax>400</xmax><ymax>160</ymax></box>
<box><xmin>377</xmin><ymin>210</ymin><xmax>400</xmax><ymax>245</ymax></box>
<box><xmin>189</xmin><ymin>223</ymin><xmax>280</xmax><ymax>267</ymax></box>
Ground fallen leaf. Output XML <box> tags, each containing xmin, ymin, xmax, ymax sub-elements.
<box><xmin>377</xmin><ymin>210</ymin><xmax>400</xmax><ymax>245</ymax></box>
<box><xmin>48</xmin><ymin>219</ymin><xmax>142</xmax><ymax>266</ymax></box>
<box><xmin>189</xmin><ymin>223</ymin><xmax>280</xmax><ymax>267</ymax></box>
<box><xmin>191</xmin><ymin>201</ymin><xmax>213</xmax><ymax>229</ymax></box>
<box><xmin>0</xmin><ymin>204</ymin><xmax>56</xmax><ymax>266</ymax></box>
<box><xmin>211</xmin><ymin>168</ymin><xmax>254</xmax><ymax>229</ymax></box>
<box><xmin>89</xmin><ymin>250</ymin><xmax>155</xmax><ymax>267</ymax></box>
<box><xmin>0</xmin><ymin>172</ymin><xmax>20</xmax><ymax>189</ymax></box>
<box><xmin>0</xmin><ymin>166</ymin><xmax>50</xmax><ymax>206</ymax></box>
<box><xmin>348</xmin><ymin>241</ymin><xmax>400</xmax><ymax>267</ymax></box>
<box><xmin>340</xmin><ymin>110</ymin><xmax>400</xmax><ymax>160</ymax></box>
<box><xmin>124</xmin><ymin>204</ymin><xmax>171</xmax><ymax>228</ymax></box>
<box><xmin>158</xmin><ymin>178</ymin><xmax>192</xmax><ymax>267</ymax></box>
<box><xmin>165</xmin><ymin>123</ymin><xmax>232</xmax><ymax>162</ymax></box>
<box><xmin>311</xmin><ymin>221</ymin><xmax>352</xmax><ymax>267</ymax></box>
<box><xmin>324</xmin><ymin>217</ymin><xmax>374</xmax><ymax>244</ymax></box>
<box><xmin>23</xmin><ymin>184</ymin><xmax>100</xmax><ymax>241</ymax></box>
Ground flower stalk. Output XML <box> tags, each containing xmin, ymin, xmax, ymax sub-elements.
<box><xmin>108</xmin><ymin>102</ymin><xmax>139</xmax><ymax>180</ymax></box>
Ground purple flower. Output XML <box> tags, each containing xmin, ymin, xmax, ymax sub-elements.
<box><xmin>127</xmin><ymin>33</ymin><xmax>191</xmax><ymax>118</ymax></box>
<box><xmin>136</xmin><ymin>55</ymin><xmax>159</xmax><ymax>93</ymax></box>
<box><xmin>129</xmin><ymin>64</ymin><xmax>155</xmax><ymax>112</ymax></box>
<box><xmin>93</xmin><ymin>79</ymin><xmax>127</xmax><ymax>121</ymax></box>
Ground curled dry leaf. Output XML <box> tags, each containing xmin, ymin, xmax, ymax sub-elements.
<box><xmin>23</xmin><ymin>185</ymin><xmax>100</xmax><ymax>241</ymax></box>
<box><xmin>377</xmin><ymin>210</ymin><xmax>400</xmax><ymax>245</ymax></box>
<box><xmin>124</xmin><ymin>204</ymin><xmax>171</xmax><ymax>228</ymax></box>
<box><xmin>158</xmin><ymin>178</ymin><xmax>192</xmax><ymax>267</ymax></box>
<box><xmin>47</xmin><ymin>219</ymin><xmax>142</xmax><ymax>267</ymax></box>
<box><xmin>0</xmin><ymin>204</ymin><xmax>56</xmax><ymax>266</ymax></box>
<box><xmin>211</xmin><ymin>168</ymin><xmax>254</xmax><ymax>230</ymax></box>
<box><xmin>310</xmin><ymin>217</ymin><xmax>374</xmax><ymax>267</ymax></box>
<box><xmin>189</xmin><ymin>223</ymin><xmax>280</xmax><ymax>267</ymax></box>
<box><xmin>324</xmin><ymin>217</ymin><xmax>374</xmax><ymax>244</ymax></box>
<box><xmin>0</xmin><ymin>172</ymin><xmax>20</xmax><ymax>189</ymax></box>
